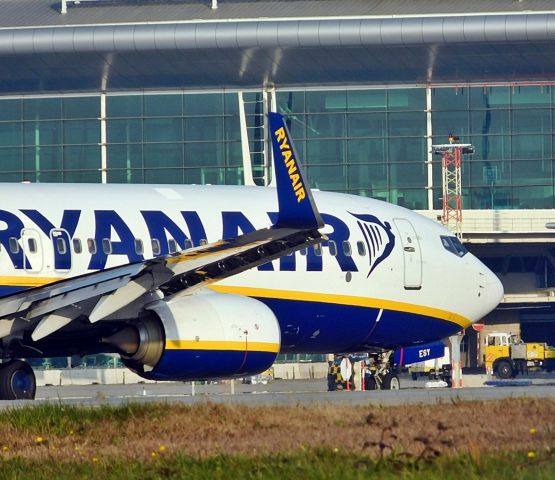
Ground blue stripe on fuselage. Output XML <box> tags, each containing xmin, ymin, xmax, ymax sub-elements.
<box><xmin>0</xmin><ymin>285</ymin><xmax>29</xmax><ymax>297</ymax></box>
<box><xmin>254</xmin><ymin>297</ymin><xmax>463</xmax><ymax>353</ymax></box>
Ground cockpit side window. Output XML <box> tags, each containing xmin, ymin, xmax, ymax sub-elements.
<box><xmin>440</xmin><ymin>235</ymin><xmax>468</xmax><ymax>257</ymax></box>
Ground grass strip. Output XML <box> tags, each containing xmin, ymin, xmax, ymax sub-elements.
<box><xmin>0</xmin><ymin>400</ymin><xmax>553</xmax><ymax>466</ymax></box>
<box><xmin>0</xmin><ymin>402</ymin><xmax>165</xmax><ymax>436</ymax></box>
<box><xmin>0</xmin><ymin>449</ymin><xmax>554</xmax><ymax>480</ymax></box>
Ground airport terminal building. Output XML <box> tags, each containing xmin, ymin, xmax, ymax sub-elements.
<box><xmin>1</xmin><ymin>0</ymin><xmax>555</xmax><ymax>365</ymax></box>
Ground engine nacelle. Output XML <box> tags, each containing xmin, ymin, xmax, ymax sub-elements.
<box><xmin>110</xmin><ymin>291</ymin><xmax>281</xmax><ymax>381</ymax></box>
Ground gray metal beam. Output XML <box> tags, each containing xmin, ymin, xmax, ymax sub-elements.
<box><xmin>0</xmin><ymin>14</ymin><xmax>554</xmax><ymax>55</ymax></box>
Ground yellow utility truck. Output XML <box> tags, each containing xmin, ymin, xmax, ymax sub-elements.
<box><xmin>484</xmin><ymin>332</ymin><xmax>555</xmax><ymax>379</ymax></box>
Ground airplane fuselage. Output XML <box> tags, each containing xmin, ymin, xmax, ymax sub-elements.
<box><xmin>0</xmin><ymin>183</ymin><xmax>502</xmax><ymax>354</ymax></box>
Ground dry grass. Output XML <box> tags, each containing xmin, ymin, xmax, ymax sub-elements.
<box><xmin>0</xmin><ymin>398</ymin><xmax>553</xmax><ymax>463</ymax></box>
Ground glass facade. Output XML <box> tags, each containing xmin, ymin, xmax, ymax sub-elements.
<box><xmin>277</xmin><ymin>88</ymin><xmax>427</xmax><ymax>209</ymax></box>
<box><xmin>106</xmin><ymin>92</ymin><xmax>244</xmax><ymax>185</ymax></box>
<box><xmin>431</xmin><ymin>85</ymin><xmax>555</xmax><ymax>209</ymax></box>
<box><xmin>0</xmin><ymin>96</ymin><xmax>101</xmax><ymax>183</ymax></box>
<box><xmin>0</xmin><ymin>85</ymin><xmax>554</xmax><ymax>209</ymax></box>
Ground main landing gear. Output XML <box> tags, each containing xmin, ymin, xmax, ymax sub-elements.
<box><xmin>0</xmin><ymin>360</ymin><xmax>36</xmax><ymax>400</ymax></box>
<box><xmin>364</xmin><ymin>351</ymin><xmax>400</xmax><ymax>391</ymax></box>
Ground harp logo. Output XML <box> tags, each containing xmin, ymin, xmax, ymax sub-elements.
<box><xmin>350</xmin><ymin>213</ymin><xmax>395</xmax><ymax>278</ymax></box>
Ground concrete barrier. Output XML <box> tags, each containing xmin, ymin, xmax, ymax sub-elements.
<box><xmin>34</xmin><ymin>363</ymin><xmax>330</xmax><ymax>386</ymax></box>
<box><xmin>272</xmin><ymin>362</ymin><xmax>328</xmax><ymax>380</ymax></box>
<box><xmin>35</xmin><ymin>368</ymin><xmax>157</xmax><ymax>386</ymax></box>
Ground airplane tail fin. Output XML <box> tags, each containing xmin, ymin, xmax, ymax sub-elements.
<box><xmin>268</xmin><ymin>112</ymin><xmax>324</xmax><ymax>230</ymax></box>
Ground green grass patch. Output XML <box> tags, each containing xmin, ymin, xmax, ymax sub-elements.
<box><xmin>0</xmin><ymin>402</ymin><xmax>167</xmax><ymax>436</ymax></box>
<box><xmin>0</xmin><ymin>449</ymin><xmax>554</xmax><ymax>480</ymax></box>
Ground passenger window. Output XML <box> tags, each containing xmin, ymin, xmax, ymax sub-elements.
<box><xmin>87</xmin><ymin>238</ymin><xmax>97</xmax><ymax>254</ymax></box>
<box><xmin>9</xmin><ymin>238</ymin><xmax>19</xmax><ymax>254</ymax></box>
<box><xmin>134</xmin><ymin>239</ymin><xmax>144</xmax><ymax>255</ymax></box>
<box><xmin>27</xmin><ymin>238</ymin><xmax>37</xmax><ymax>254</ymax></box>
<box><xmin>168</xmin><ymin>239</ymin><xmax>178</xmax><ymax>253</ymax></box>
<box><xmin>102</xmin><ymin>239</ymin><xmax>112</xmax><ymax>255</ymax></box>
<box><xmin>184</xmin><ymin>239</ymin><xmax>193</xmax><ymax>249</ymax></box>
<box><xmin>73</xmin><ymin>238</ymin><xmax>82</xmax><ymax>254</ymax></box>
<box><xmin>152</xmin><ymin>239</ymin><xmax>161</xmax><ymax>256</ymax></box>
<box><xmin>342</xmin><ymin>240</ymin><xmax>352</xmax><ymax>257</ymax></box>
<box><xmin>357</xmin><ymin>241</ymin><xmax>366</xmax><ymax>256</ymax></box>
<box><xmin>313</xmin><ymin>244</ymin><xmax>322</xmax><ymax>256</ymax></box>
<box><xmin>56</xmin><ymin>238</ymin><xmax>67</xmax><ymax>255</ymax></box>
<box><xmin>328</xmin><ymin>240</ymin><xmax>337</xmax><ymax>257</ymax></box>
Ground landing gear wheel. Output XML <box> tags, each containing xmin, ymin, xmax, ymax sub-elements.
<box><xmin>364</xmin><ymin>375</ymin><xmax>377</xmax><ymax>390</ymax></box>
<box><xmin>0</xmin><ymin>360</ymin><xmax>36</xmax><ymax>400</ymax></box>
<box><xmin>382</xmin><ymin>373</ymin><xmax>400</xmax><ymax>390</ymax></box>
<box><xmin>496</xmin><ymin>360</ymin><xmax>513</xmax><ymax>380</ymax></box>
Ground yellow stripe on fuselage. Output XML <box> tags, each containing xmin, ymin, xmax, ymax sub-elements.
<box><xmin>165</xmin><ymin>340</ymin><xmax>280</xmax><ymax>353</ymax></box>
<box><xmin>209</xmin><ymin>285</ymin><xmax>472</xmax><ymax>329</ymax></box>
<box><xmin>0</xmin><ymin>276</ymin><xmax>60</xmax><ymax>288</ymax></box>
<box><xmin>0</xmin><ymin>277</ymin><xmax>471</xmax><ymax>329</ymax></box>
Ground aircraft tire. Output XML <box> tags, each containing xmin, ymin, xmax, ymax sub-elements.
<box><xmin>364</xmin><ymin>375</ymin><xmax>377</xmax><ymax>390</ymax></box>
<box><xmin>382</xmin><ymin>373</ymin><xmax>400</xmax><ymax>390</ymax></box>
<box><xmin>0</xmin><ymin>360</ymin><xmax>36</xmax><ymax>400</ymax></box>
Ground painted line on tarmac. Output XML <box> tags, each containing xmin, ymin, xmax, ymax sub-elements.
<box><xmin>35</xmin><ymin>390</ymin><xmax>322</xmax><ymax>402</ymax></box>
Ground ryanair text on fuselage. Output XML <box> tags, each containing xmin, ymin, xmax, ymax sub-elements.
<box><xmin>0</xmin><ymin>209</ymin><xmax>360</xmax><ymax>272</ymax></box>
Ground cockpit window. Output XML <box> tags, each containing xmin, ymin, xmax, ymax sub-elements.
<box><xmin>440</xmin><ymin>235</ymin><xmax>468</xmax><ymax>257</ymax></box>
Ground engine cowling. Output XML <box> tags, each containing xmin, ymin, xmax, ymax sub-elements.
<box><xmin>107</xmin><ymin>291</ymin><xmax>281</xmax><ymax>381</ymax></box>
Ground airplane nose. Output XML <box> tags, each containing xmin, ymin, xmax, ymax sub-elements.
<box><xmin>481</xmin><ymin>269</ymin><xmax>504</xmax><ymax>317</ymax></box>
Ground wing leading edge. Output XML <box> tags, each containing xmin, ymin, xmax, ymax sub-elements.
<box><xmin>0</xmin><ymin>113</ymin><xmax>325</xmax><ymax>344</ymax></box>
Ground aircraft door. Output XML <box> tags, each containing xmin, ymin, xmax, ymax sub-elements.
<box><xmin>50</xmin><ymin>229</ymin><xmax>72</xmax><ymax>273</ymax></box>
<box><xmin>22</xmin><ymin>228</ymin><xmax>43</xmax><ymax>273</ymax></box>
<box><xmin>393</xmin><ymin>218</ymin><xmax>422</xmax><ymax>289</ymax></box>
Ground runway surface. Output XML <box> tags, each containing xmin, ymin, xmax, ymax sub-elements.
<box><xmin>2</xmin><ymin>375</ymin><xmax>555</xmax><ymax>408</ymax></box>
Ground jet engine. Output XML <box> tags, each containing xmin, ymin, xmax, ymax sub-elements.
<box><xmin>104</xmin><ymin>291</ymin><xmax>281</xmax><ymax>381</ymax></box>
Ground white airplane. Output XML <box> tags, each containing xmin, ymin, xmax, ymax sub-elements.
<box><xmin>0</xmin><ymin>113</ymin><xmax>503</xmax><ymax>400</ymax></box>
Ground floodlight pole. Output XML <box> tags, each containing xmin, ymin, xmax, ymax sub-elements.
<box><xmin>432</xmin><ymin>141</ymin><xmax>474</xmax><ymax>239</ymax></box>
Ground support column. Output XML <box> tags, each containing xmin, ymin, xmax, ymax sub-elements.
<box><xmin>449</xmin><ymin>334</ymin><xmax>463</xmax><ymax>388</ymax></box>
<box><xmin>34</xmin><ymin>119</ymin><xmax>41</xmax><ymax>183</ymax></box>
<box><xmin>100</xmin><ymin>93</ymin><xmax>107</xmax><ymax>184</ymax></box>
<box><xmin>426</xmin><ymin>86</ymin><xmax>434</xmax><ymax>210</ymax></box>
<box><xmin>238</xmin><ymin>91</ymin><xmax>255</xmax><ymax>186</ymax></box>
<box><xmin>266</xmin><ymin>87</ymin><xmax>277</xmax><ymax>187</ymax></box>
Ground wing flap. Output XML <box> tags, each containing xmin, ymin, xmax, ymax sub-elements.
<box><xmin>31</xmin><ymin>307</ymin><xmax>80</xmax><ymax>342</ymax></box>
<box><xmin>88</xmin><ymin>274</ymin><xmax>155</xmax><ymax>323</ymax></box>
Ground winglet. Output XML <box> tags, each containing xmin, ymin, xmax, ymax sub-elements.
<box><xmin>269</xmin><ymin>112</ymin><xmax>324</xmax><ymax>229</ymax></box>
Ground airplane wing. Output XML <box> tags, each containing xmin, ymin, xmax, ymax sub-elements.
<box><xmin>0</xmin><ymin>113</ymin><xmax>325</xmax><ymax>343</ymax></box>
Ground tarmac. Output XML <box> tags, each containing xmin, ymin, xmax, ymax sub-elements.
<box><xmin>1</xmin><ymin>372</ymin><xmax>554</xmax><ymax>408</ymax></box>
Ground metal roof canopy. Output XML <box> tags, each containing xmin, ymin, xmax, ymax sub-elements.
<box><xmin>1</xmin><ymin>13</ymin><xmax>555</xmax><ymax>94</ymax></box>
